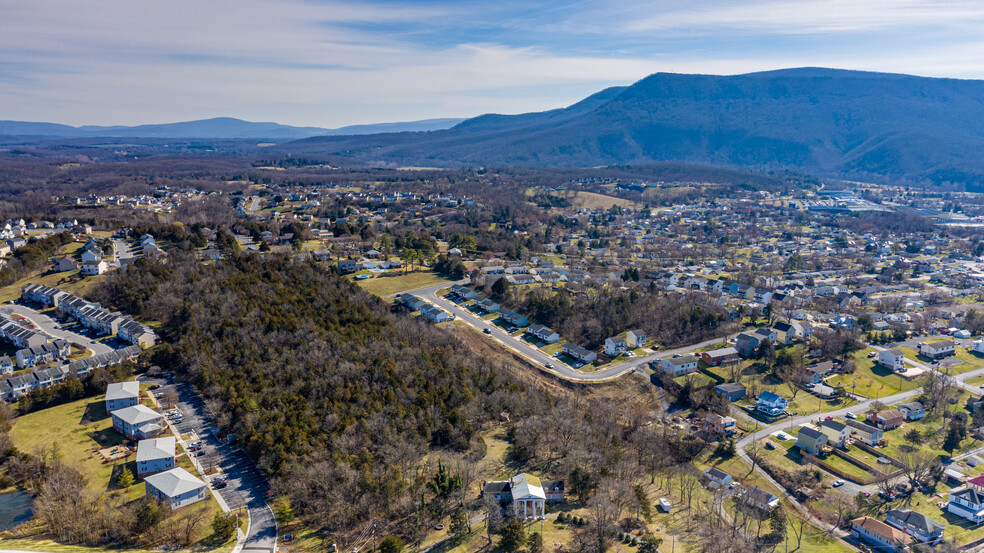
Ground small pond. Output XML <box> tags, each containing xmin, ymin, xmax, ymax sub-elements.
<box><xmin>0</xmin><ymin>490</ymin><xmax>33</xmax><ymax>532</ymax></box>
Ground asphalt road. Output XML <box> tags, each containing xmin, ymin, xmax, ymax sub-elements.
<box><xmin>406</xmin><ymin>281</ymin><xmax>731</xmax><ymax>382</ymax></box>
<box><xmin>113</xmin><ymin>239</ymin><xmax>134</xmax><ymax>267</ymax></box>
<box><xmin>147</xmin><ymin>377</ymin><xmax>277</xmax><ymax>553</ymax></box>
<box><xmin>0</xmin><ymin>303</ymin><xmax>114</xmax><ymax>355</ymax></box>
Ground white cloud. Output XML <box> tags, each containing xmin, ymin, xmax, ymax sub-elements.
<box><xmin>2</xmin><ymin>0</ymin><xmax>984</xmax><ymax>126</ymax></box>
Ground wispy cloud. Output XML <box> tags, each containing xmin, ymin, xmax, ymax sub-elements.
<box><xmin>1</xmin><ymin>0</ymin><xmax>983</xmax><ymax>126</ymax></box>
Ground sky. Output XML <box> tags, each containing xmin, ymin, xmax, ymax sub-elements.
<box><xmin>3</xmin><ymin>0</ymin><xmax>984</xmax><ymax>128</ymax></box>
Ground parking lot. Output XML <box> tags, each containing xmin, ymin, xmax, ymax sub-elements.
<box><xmin>139</xmin><ymin>375</ymin><xmax>278</xmax><ymax>553</ymax></box>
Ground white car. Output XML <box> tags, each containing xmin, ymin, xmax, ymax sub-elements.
<box><xmin>845</xmin><ymin>412</ymin><xmax>856</xmax><ymax>419</ymax></box>
<box><xmin>832</xmin><ymin>480</ymin><xmax>845</xmax><ymax>487</ymax></box>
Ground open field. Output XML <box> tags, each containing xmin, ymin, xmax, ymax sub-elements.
<box><xmin>553</xmin><ymin>191</ymin><xmax>643</xmax><ymax>210</ymax></box>
<box><xmin>353</xmin><ymin>270</ymin><xmax>452</xmax><ymax>297</ymax></box>
<box><xmin>827</xmin><ymin>349</ymin><xmax>921</xmax><ymax>399</ymax></box>
<box><xmin>0</xmin><ymin>269</ymin><xmax>107</xmax><ymax>304</ymax></box>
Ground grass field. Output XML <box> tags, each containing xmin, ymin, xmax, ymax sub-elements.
<box><xmin>354</xmin><ymin>270</ymin><xmax>453</xmax><ymax>297</ymax></box>
<box><xmin>0</xmin><ymin>269</ymin><xmax>107</xmax><ymax>304</ymax></box>
<box><xmin>552</xmin><ymin>191</ymin><xmax>643</xmax><ymax>210</ymax></box>
<box><xmin>828</xmin><ymin>349</ymin><xmax>921</xmax><ymax>399</ymax></box>
<box><xmin>10</xmin><ymin>395</ymin><xmax>148</xmax><ymax>497</ymax></box>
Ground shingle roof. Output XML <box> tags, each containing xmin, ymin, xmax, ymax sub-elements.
<box><xmin>798</xmin><ymin>426</ymin><xmax>826</xmax><ymax>441</ymax></box>
<box><xmin>106</xmin><ymin>381</ymin><xmax>140</xmax><ymax>402</ymax></box>
<box><xmin>851</xmin><ymin>516</ymin><xmax>913</xmax><ymax>545</ymax></box>
<box><xmin>136</xmin><ymin>437</ymin><xmax>175</xmax><ymax>463</ymax></box>
<box><xmin>886</xmin><ymin>508</ymin><xmax>945</xmax><ymax>535</ymax></box>
<box><xmin>144</xmin><ymin>467</ymin><xmax>205</xmax><ymax>498</ymax></box>
<box><xmin>112</xmin><ymin>404</ymin><xmax>161</xmax><ymax>425</ymax></box>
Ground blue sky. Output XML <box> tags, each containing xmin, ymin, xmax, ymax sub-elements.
<box><xmin>3</xmin><ymin>0</ymin><xmax>984</xmax><ymax>127</ymax></box>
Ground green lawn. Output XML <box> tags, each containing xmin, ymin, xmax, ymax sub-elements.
<box><xmin>898</xmin><ymin>344</ymin><xmax>984</xmax><ymax>375</ymax></box>
<box><xmin>10</xmin><ymin>394</ymin><xmax>146</xmax><ymax>497</ymax></box>
<box><xmin>828</xmin><ymin>348</ymin><xmax>921</xmax><ymax>399</ymax></box>
<box><xmin>354</xmin><ymin>270</ymin><xmax>453</xmax><ymax>297</ymax></box>
<box><xmin>0</xmin><ymin>270</ymin><xmax>109</xmax><ymax>303</ymax></box>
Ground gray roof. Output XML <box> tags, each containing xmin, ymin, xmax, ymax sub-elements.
<box><xmin>798</xmin><ymin>426</ymin><xmax>827</xmax><ymax>442</ymax></box>
<box><xmin>136</xmin><ymin>437</ymin><xmax>175</xmax><ymax>463</ymax></box>
<box><xmin>106</xmin><ymin>381</ymin><xmax>140</xmax><ymax>402</ymax></box>
<box><xmin>820</xmin><ymin>419</ymin><xmax>847</xmax><ymax>432</ymax></box>
<box><xmin>144</xmin><ymin>467</ymin><xmax>205</xmax><ymax>497</ymax></box>
<box><xmin>886</xmin><ymin>508</ymin><xmax>945</xmax><ymax>534</ymax></box>
<box><xmin>112</xmin><ymin>404</ymin><xmax>161</xmax><ymax>425</ymax></box>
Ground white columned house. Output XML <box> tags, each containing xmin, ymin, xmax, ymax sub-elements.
<box><xmin>509</xmin><ymin>473</ymin><xmax>546</xmax><ymax>520</ymax></box>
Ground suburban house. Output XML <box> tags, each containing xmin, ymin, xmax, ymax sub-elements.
<box><xmin>755</xmin><ymin>391</ymin><xmax>789</xmax><ymax>417</ymax></box>
<box><xmin>105</xmin><ymin>381</ymin><xmax>140</xmax><ymax>412</ymax></box>
<box><xmin>136</xmin><ymin>437</ymin><xmax>176</xmax><ymax>476</ymax></box>
<box><xmin>81</xmin><ymin>259</ymin><xmax>107</xmax><ymax>276</ymax></box>
<box><xmin>772</xmin><ymin>321</ymin><xmax>798</xmax><ymax>345</ymax></box>
<box><xmin>713</xmin><ymin>382</ymin><xmax>746</xmax><ymax>402</ymax></box>
<box><xmin>422</xmin><ymin>306</ymin><xmax>452</xmax><ymax>323</ymax></box>
<box><xmin>703</xmin><ymin>467</ymin><xmax>732</xmax><ymax>488</ymax></box>
<box><xmin>144</xmin><ymin>467</ymin><xmax>208</xmax><ymax>509</ymax></box>
<box><xmin>54</xmin><ymin>256</ymin><xmax>77</xmax><ymax>272</ymax></box>
<box><xmin>878</xmin><ymin>349</ymin><xmax>906</xmax><ymax>372</ymax></box>
<box><xmin>918</xmin><ymin>340</ymin><xmax>957</xmax><ymax>359</ymax></box>
<box><xmin>871</xmin><ymin>409</ymin><xmax>905</xmax><ymax>430</ymax></box>
<box><xmin>705</xmin><ymin>412</ymin><xmax>737</xmax><ymax>437</ymax></box>
<box><xmin>735</xmin><ymin>333</ymin><xmax>762</xmax><ymax>357</ymax></box>
<box><xmin>897</xmin><ymin>401</ymin><xmax>926</xmax><ymax>421</ymax></box>
<box><xmin>949</xmin><ymin>476</ymin><xmax>984</xmax><ymax>524</ymax></box>
<box><xmin>753</xmin><ymin>327</ymin><xmax>778</xmax><ymax>344</ymax></box>
<box><xmin>819</xmin><ymin>419</ymin><xmax>851</xmax><ymax>447</ymax></box>
<box><xmin>482</xmin><ymin>473</ymin><xmax>564</xmax><ymax>519</ymax></box>
<box><xmin>0</xmin><ymin>313</ymin><xmax>48</xmax><ymax>349</ymax></box>
<box><xmin>802</xmin><ymin>364</ymin><xmax>830</xmax><ymax>385</ymax></box>
<box><xmin>973</xmin><ymin>340</ymin><xmax>984</xmax><ymax>355</ymax></box>
<box><xmin>500</xmin><ymin>311</ymin><xmax>528</xmax><ymax>327</ymax></box>
<box><xmin>795</xmin><ymin>426</ymin><xmax>829</xmax><ymax>455</ymax></box>
<box><xmin>885</xmin><ymin>508</ymin><xmax>944</xmax><ymax>544</ymax></box>
<box><xmin>526</xmin><ymin>324</ymin><xmax>560</xmax><ymax>344</ymax></box>
<box><xmin>80</xmin><ymin>247</ymin><xmax>102</xmax><ymax>264</ymax></box>
<box><xmin>604</xmin><ymin>336</ymin><xmax>627</xmax><ymax>356</ymax></box>
<box><xmin>850</xmin><ymin>516</ymin><xmax>913</xmax><ymax>552</ymax></box>
<box><xmin>0</xmin><ymin>356</ymin><xmax>12</xmax><ymax>375</ymax></box>
<box><xmin>449</xmin><ymin>285</ymin><xmax>476</xmax><ymax>300</ymax></box>
<box><xmin>741</xmin><ymin>486</ymin><xmax>779</xmax><ymax>511</ymax></box>
<box><xmin>700</xmin><ymin>347</ymin><xmax>741</xmax><ymax>366</ymax></box>
<box><xmin>846</xmin><ymin>419</ymin><xmax>883</xmax><ymax>446</ymax></box>
<box><xmin>562</xmin><ymin>343</ymin><xmax>597</xmax><ymax>364</ymax></box>
<box><xmin>625</xmin><ymin>329</ymin><xmax>646</xmax><ymax>348</ymax></box>
<box><xmin>475</xmin><ymin>297</ymin><xmax>500</xmax><ymax>313</ymax></box>
<box><xmin>112</xmin><ymin>404</ymin><xmax>164</xmax><ymax>440</ymax></box>
<box><xmin>661</xmin><ymin>355</ymin><xmax>699</xmax><ymax>376</ymax></box>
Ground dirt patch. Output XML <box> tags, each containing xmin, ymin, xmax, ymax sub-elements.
<box><xmin>98</xmin><ymin>444</ymin><xmax>133</xmax><ymax>461</ymax></box>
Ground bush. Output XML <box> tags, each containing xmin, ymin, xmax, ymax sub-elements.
<box><xmin>379</xmin><ymin>536</ymin><xmax>404</xmax><ymax>553</ymax></box>
<box><xmin>211</xmin><ymin>512</ymin><xmax>237</xmax><ymax>542</ymax></box>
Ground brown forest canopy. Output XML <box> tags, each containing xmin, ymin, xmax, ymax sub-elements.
<box><xmin>90</xmin><ymin>254</ymin><xmax>539</xmax><ymax>527</ymax></box>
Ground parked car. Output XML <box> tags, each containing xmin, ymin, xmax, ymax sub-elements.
<box><xmin>483</xmin><ymin>328</ymin><xmax>491</xmax><ymax>334</ymax></box>
<box><xmin>545</xmin><ymin>363</ymin><xmax>554</xmax><ymax>369</ymax></box>
<box><xmin>845</xmin><ymin>412</ymin><xmax>856</xmax><ymax>419</ymax></box>
<box><xmin>148</xmin><ymin>384</ymin><xmax>160</xmax><ymax>390</ymax></box>
<box><xmin>832</xmin><ymin>480</ymin><xmax>845</xmax><ymax>487</ymax></box>
<box><xmin>212</xmin><ymin>481</ymin><xmax>227</xmax><ymax>489</ymax></box>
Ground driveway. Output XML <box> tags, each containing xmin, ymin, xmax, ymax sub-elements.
<box><xmin>113</xmin><ymin>239</ymin><xmax>134</xmax><ymax>267</ymax></box>
<box><xmin>404</xmin><ymin>280</ymin><xmax>731</xmax><ymax>382</ymax></box>
<box><xmin>149</xmin><ymin>378</ymin><xmax>277</xmax><ymax>553</ymax></box>
<box><xmin>0</xmin><ymin>303</ymin><xmax>114</xmax><ymax>355</ymax></box>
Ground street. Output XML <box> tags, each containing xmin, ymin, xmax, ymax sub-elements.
<box><xmin>1</xmin><ymin>303</ymin><xmax>114</xmax><ymax>355</ymax></box>
<box><xmin>406</xmin><ymin>281</ymin><xmax>732</xmax><ymax>382</ymax></box>
<box><xmin>143</xmin><ymin>376</ymin><xmax>278</xmax><ymax>553</ymax></box>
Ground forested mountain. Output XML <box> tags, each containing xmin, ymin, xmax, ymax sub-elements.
<box><xmin>91</xmin><ymin>253</ymin><xmax>539</xmax><ymax>529</ymax></box>
<box><xmin>282</xmin><ymin>68</ymin><xmax>984</xmax><ymax>187</ymax></box>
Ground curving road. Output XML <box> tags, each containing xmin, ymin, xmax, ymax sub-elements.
<box><xmin>404</xmin><ymin>280</ymin><xmax>733</xmax><ymax>382</ymax></box>
<box><xmin>0</xmin><ymin>303</ymin><xmax>113</xmax><ymax>355</ymax></box>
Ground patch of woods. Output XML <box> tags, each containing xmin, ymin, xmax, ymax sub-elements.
<box><xmin>0</xmin><ymin>230</ymin><xmax>75</xmax><ymax>288</ymax></box>
<box><xmin>484</xmin><ymin>283</ymin><xmax>735</xmax><ymax>349</ymax></box>
<box><xmin>90</xmin><ymin>252</ymin><xmax>542</xmax><ymax>535</ymax></box>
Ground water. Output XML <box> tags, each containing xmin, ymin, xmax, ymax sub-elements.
<box><xmin>0</xmin><ymin>490</ymin><xmax>33</xmax><ymax>532</ymax></box>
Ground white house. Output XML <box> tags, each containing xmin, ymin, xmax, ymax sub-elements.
<box><xmin>703</xmin><ymin>467</ymin><xmax>732</xmax><ymax>489</ymax></box>
<box><xmin>526</xmin><ymin>324</ymin><xmax>559</xmax><ymax>344</ymax></box>
<box><xmin>144</xmin><ymin>467</ymin><xmax>208</xmax><ymax>509</ymax></box>
<box><xmin>112</xmin><ymin>404</ymin><xmax>164</xmax><ymax>440</ymax></box>
<box><xmin>918</xmin><ymin>340</ymin><xmax>956</xmax><ymax>360</ymax></box>
<box><xmin>741</xmin><ymin>486</ymin><xmax>779</xmax><ymax>511</ymax></box>
<box><xmin>878</xmin><ymin>349</ymin><xmax>906</xmax><ymax>372</ymax></box>
<box><xmin>80</xmin><ymin>247</ymin><xmax>102</xmax><ymax>264</ymax></box>
<box><xmin>973</xmin><ymin>340</ymin><xmax>984</xmax><ymax>355</ymax></box>
<box><xmin>756</xmin><ymin>391</ymin><xmax>789</xmax><ymax>417</ymax></box>
<box><xmin>504</xmin><ymin>473</ymin><xmax>546</xmax><ymax>520</ymax></box>
<box><xmin>604</xmin><ymin>336</ymin><xmax>627</xmax><ymax>356</ymax></box>
<box><xmin>136</xmin><ymin>437</ymin><xmax>176</xmax><ymax>476</ymax></box>
<box><xmin>105</xmin><ymin>381</ymin><xmax>140</xmax><ymax>412</ymax></box>
<box><xmin>660</xmin><ymin>355</ymin><xmax>698</xmax><ymax>376</ymax></box>
<box><xmin>81</xmin><ymin>259</ymin><xmax>107</xmax><ymax>276</ymax></box>
<box><xmin>949</xmin><ymin>475</ymin><xmax>984</xmax><ymax>524</ymax></box>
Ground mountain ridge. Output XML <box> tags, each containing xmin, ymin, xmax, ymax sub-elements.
<box><xmin>281</xmin><ymin>67</ymin><xmax>984</xmax><ymax>186</ymax></box>
<box><xmin>0</xmin><ymin>116</ymin><xmax>465</xmax><ymax>140</ymax></box>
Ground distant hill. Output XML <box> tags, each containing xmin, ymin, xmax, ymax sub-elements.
<box><xmin>0</xmin><ymin>117</ymin><xmax>464</xmax><ymax>140</ymax></box>
<box><xmin>282</xmin><ymin>68</ymin><xmax>984</xmax><ymax>186</ymax></box>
